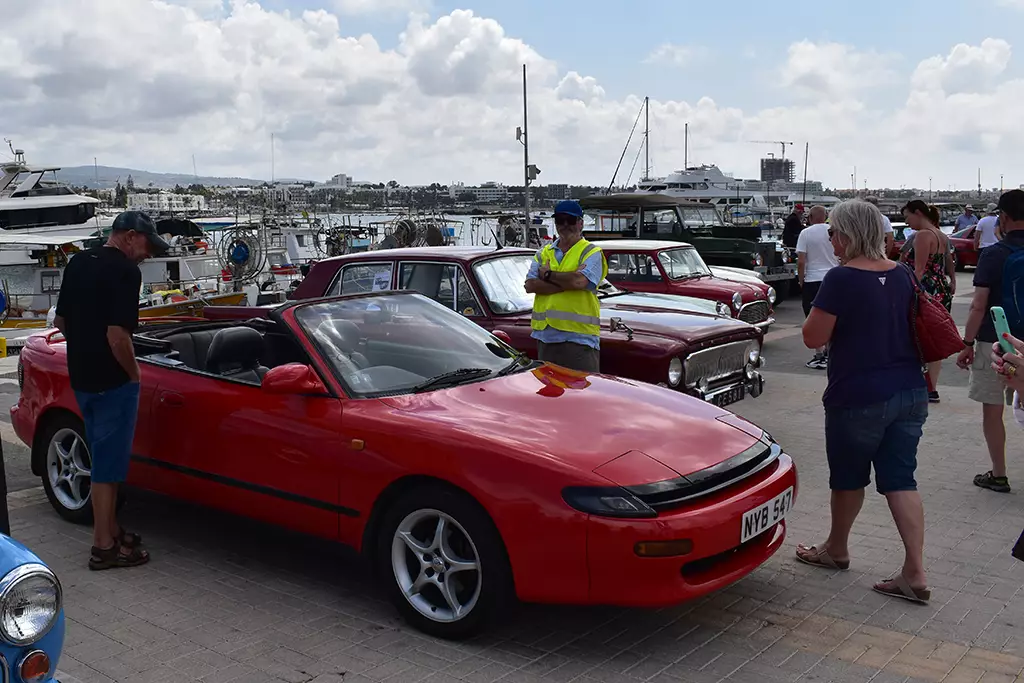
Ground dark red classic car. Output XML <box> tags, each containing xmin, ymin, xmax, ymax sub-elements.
<box><xmin>596</xmin><ymin>240</ymin><xmax>775</xmax><ymax>330</ymax></box>
<box><xmin>210</xmin><ymin>246</ymin><xmax>766</xmax><ymax>407</ymax></box>
<box><xmin>15</xmin><ymin>294</ymin><xmax>797</xmax><ymax>638</ymax></box>
<box><xmin>888</xmin><ymin>222</ymin><xmax>979</xmax><ymax>270</ymax></box>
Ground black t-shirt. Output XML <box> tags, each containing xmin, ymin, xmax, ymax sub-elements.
<box><xmin>973</xmin><ymin>230</ymin><xmax>1024</xmax><ymax>343</ymax></box>
<box><xmin>55</xmin><ymin>246</ymin><xmax>141</xmax><ymax>393</ymax></box>
<box><xmin>782</xmin><ymin>213</ymin><xmax>803</xmax><ymax>248</ymax></box>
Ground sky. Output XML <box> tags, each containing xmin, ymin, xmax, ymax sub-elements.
<box><xmin>3</xmin><ymin>0</ymin><xmax>1024</xmax><ymax>190</ymax></box>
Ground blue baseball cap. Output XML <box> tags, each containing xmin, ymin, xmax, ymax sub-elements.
<box><xmin>553</xmin><ymin>199</ymin><xmax>583</xmax><ymax>218</ymax></box>
<box><xmin>112</xmin><ymin>211</ymin><xmax>170</xmax><ymax>255</ymax></box>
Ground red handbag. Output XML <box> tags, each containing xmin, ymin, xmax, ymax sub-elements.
<box><xmin>903</xmin><ymin>264</ymin><xmax>964</xmax><ymax>363</ymax></box>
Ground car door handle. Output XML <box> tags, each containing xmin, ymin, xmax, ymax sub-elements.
<box><xmin>159</xmin><ymin>393</ymin><xmax>184</xmax><ymax>408</ymax></box>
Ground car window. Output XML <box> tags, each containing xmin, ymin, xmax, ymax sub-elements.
<box><xmin>399</xmin><ymin>262</ymin><xmax>484</xmax><ymax>317</ymax></box>
<box><xmin>328</xmin><ymin>263</ymin><xmax>393</xmax><ymax>296</ymax></box>
<box><xmin>606</xmin><ymin>253</ymin><xmax>662</xmax><ymax>283</ymax></box>
<box><xmin>657</xmin><ymin>248</ymin><xmax>711</xmax><ymax>279</ymax></box>
<box><xmin>642</xmin><ymin>208</ymin><xmax>679</xmax><ymax>235</ymax></box>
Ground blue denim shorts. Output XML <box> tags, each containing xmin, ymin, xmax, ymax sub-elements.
<box><xmin>74</xmin><ymin>382</ymin><xmax>140</xmax><ymax>484</ymax></box>
<box><xmin>824</xmin><ymin>387</ymin><xmax>929</xmax><ymax>494</ymax></box>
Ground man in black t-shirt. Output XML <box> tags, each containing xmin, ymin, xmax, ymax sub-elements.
<box><xmin>957</xmin><ymin>190</ymin><xmax>1024</xmax><ymax>493</ymax></box>
<box><xmin>782</xmin><ymin>204</ymin><xmax>805</xmax><ymax>248</ymax></box>
<box><xmin>54</xmin><ymin>211</ymin><xmax>169</xmax><ymax>570</ymax></box>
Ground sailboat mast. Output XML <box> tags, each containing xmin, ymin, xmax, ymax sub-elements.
<box><xmin>802</xmin><ymin>142</ymin><xmax>809</xmax><ymax>205</ymax></box>
<box><xmin>684</xmin><ymin>123</ymin><xmax>689</xmax><ymax>170</ymax></box>
<box><xmin>643</xmin><ymin>97</ymin><xmax>650</xmax><ymax>181</ymax></box>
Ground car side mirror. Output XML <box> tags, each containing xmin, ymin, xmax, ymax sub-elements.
<box><xmin>493</xmin><ymin>330</ymin><xmax>512</xmax><ymax>344</ymax></box>
<box><xmin>262</xmin><ymin>363</ymin><xmax>328</xmax><ymax>396</ymax></box>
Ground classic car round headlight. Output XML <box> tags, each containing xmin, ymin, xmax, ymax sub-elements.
<box><xmin>745</xmin><ymin>341</ymin><xmax>761</xmax><ymax>366</ymax></box>
<box><xmin>731</xmin><ymin>292</ymin><xmax>743</xmax><ymax>311</ymax></box>
<box><xmin>715</xmin><ymin>301</ymin><xmax>730</xmax><ymax>317</ymax></box>
<box><xmin>767</xmin><ymin>286</ymin><xmax>777</xmax><ymax>304</ymax></box>
<box><xmin>752</xmin><ymin>254</ymin><xmax>764</xmax><ymax>267</ymax></box>
<box><xmin>668</xmin><ymin>357</ymin><xmax>683</xmax><ymax>387</ymax></box>
<box><xmin>0</xmin><ymin>564</ymin><xmax>61</xmax><ymax>646</ymax></box>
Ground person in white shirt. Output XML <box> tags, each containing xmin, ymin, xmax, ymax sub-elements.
<box><xmin>797</xmin><ymin>205</ymin><xmax>840</xmax><ymax>369</ymax></box>
<box><xmin>974</xmin><ymin>203</ymin><xmax>1002</xmax><ymax>251</ymax></box>
<box><xmin>865</xmin><ymin>196</ymin><xmax>895</xmax><ymax>255</ymax></box>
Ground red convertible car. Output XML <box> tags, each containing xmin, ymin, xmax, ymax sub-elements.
<box><xmin>597</xmin><ymin>240</ymin><xmax>775</xmax><ymax>330</ymax></box>
<box><xmin>888</xmin><ymin>222</ymin><xmax>978</xmax><ymax>270</ymax></box>
<box><xmin>228</xmin><ymin>246</ymin><xmax>767</xmax><ymax>407</ymax></box>
<box><xmin>14</xmin><ymin>294</ymin><xmax>796</xmax><ymax>638</ymax></box>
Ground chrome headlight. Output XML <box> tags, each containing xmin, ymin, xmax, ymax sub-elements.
<box><xmin>668</xmin><ymin>357</ymin><xmax>683</xmax><ymax>387</ymax></box>
<box><xmin>731</xmin><ymin>292</ymin><xmax>743</xmax><ymax>311</ymax></box>
<box><xmin>715</xmin><ymin>301</ymin><xmax>730</xmax><ymax>317</ymax></box>
<box><xmin>745</xmin><ymin>340</ymin><xmax>761</xmax><ymax>366</ymax></box>
<box><xmin>752</xmin><ymin>254</ymin><xmax>764</xmax><ymax>267</ymax></box>
<box><xmin>781</xmin><ymin>250</ymin><xmax>791</xmax><ymax>264</ymax></box>
<box><xmin>767</xmin><ymin>286</ymin><xmax>777</xmax><ymax>304</ymax></box>
<box><xmin>0</xmin><ymin>564</ymin><xmax>61</xmax><ymax>646</ymax></box>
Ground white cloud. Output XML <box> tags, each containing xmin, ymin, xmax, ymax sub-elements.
<box><xmin>911</xmin><ymin>38</ymin><xmax>1011</xmax><ymax>94</ymax></box>
<box><xmin>996</xmin><ymin>0</ymin><xmax>1024</xmax><ymax>7</ymax></box>
<box><xmin>1</xmin><ymin>2</ymin><xmax>1023</xmax><ymax>191</ymax></box>
<box><xmin>334</xmin><ymin>0</ymin><xmax>429</xmax><ymax>15</ymax></box>
<box><xmin>780</xmin><ymin>41</ymin><xmax>898</xmax><ymax>100</ymax></box>
<box><xmin>644</xmin><ymin>43</ymin><xmax>698</xmax><ymax>68</ymax></box>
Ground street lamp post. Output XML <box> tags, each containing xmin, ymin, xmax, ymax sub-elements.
<box><xmin>929</xmin><ymin>177</ymin><xmax>933</xmax><ymax>201</ymax></box>
<box><xmin>516</xmin><ymin>64</ymin><xmax>539</xmax><ymax>224</ymax></box>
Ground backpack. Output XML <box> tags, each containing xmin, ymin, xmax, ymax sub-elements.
<box><xmin>1001</xmin><ymin>242</ymin><xmax>1024</xmax><ymax>335</ymax></box>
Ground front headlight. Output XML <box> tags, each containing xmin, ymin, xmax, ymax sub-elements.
<box><xmin>745</xmin><ymin>340</ymin><xmax>761</xmax><ymax>366</ymax></box>
<box><xmin>731</xmin><ymin>292</ymin><xmax>743</xmax><ymax>311</ymax></box>
<box><xmin>0</xmin><ymin>564</ymin><xmax>61</xmax><ymax>646</ymax></box>
<box><xmin>767</xmin><ymin>287</ymin><xmax>777</xmax><ymax>304</ymax></box>
<box><xmin>562</xmin><ymin>486</ymin><xmax>656</xmax><ymax>518</ymax></box>
<box><xmin>752</xmin><ymin>254</ymin><xmax>764</xmax><ymax>267</ymax></box>
<box><xmin>668</xmin><ymin>357</ymin><xmax>683</xmax><ymax>387</ymax></box>
<box><xmin>715</xmin><ymin>301</ymin><xmax>730</xmax><ymax>317</ymax></box>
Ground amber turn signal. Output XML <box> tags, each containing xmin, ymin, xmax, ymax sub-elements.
<box><xmin>634</xmin><ymin>539</ymin><xmax>694</xmax><ymax>558</ymax></box>
<box><xmin>19</xmin><ymin>650</ymin><xmax>51</xmax><ymax>682</ymax></box>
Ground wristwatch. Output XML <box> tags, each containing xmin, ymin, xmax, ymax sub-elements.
<box><xmin>543</xmin><ymin>270</ymin><xmax>553</xmax><ymax>282</ymax></box>
<box><xmin>963</xmin><ymin>338</ymin><xmax>975</xmax><ymax>346</ymax></box>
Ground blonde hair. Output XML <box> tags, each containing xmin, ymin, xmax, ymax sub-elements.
<box><xmin>829</xmin><ymin>199</ymin><xmax>886</xmax><ymax>261</ymax></box>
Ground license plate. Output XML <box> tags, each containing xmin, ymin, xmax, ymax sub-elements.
<box><xmin>709</xmin><ymin>385</ymin><xmax>745</xmax><ymax>407</ymax></box>
<box><xmin>741</xmin><ymin>487</ymin><xmax>793</xmax><ymax>543</ymax></box>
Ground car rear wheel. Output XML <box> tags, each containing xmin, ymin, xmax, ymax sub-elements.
<box><xmin>377</xmin><ymin>486</ymin><xmax>512</xmax><ymax>639</ymax></box>
<box><xmin>40</xmin><ymin>416</ymin><xmax>94</xmax><ymax>524</ymax></box>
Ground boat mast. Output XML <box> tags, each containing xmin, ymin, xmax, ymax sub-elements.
<box><xmin>643</xmin><ymin>96</ymin><xmax>650</xmax><ymax>182</ymax></box>
<box><xmin>684</xmin><ymin>123</ymin><xmax>689</xmax><ymax>171</ymax></box>
<box><xmin>802</xmin><ymin>142</ymin><xmax>809</xmax><ymax>206</ymax></box>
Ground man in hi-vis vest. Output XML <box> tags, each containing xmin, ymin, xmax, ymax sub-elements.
<box><xmin>524</xmin><ymin>199</ymin><xmax>608</xmax><ymax>373</ymax></box>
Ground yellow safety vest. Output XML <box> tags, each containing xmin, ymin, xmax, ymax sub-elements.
<box><xmin>531</xmin><ymin>240</ymin><xmax>608</xmax><ymax>337</ymax></box>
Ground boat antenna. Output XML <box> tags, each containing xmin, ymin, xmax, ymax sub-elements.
<box><xmin>607</xmin><ymin>98</ymin><xmax>646</xmax><ymax>193</ymax></box>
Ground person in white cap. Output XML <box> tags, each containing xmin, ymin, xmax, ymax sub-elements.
<box><xmin>955</xmin><ymin>205</ymin><xmax>979</xmax><ymax>232</ymax></box>
<box><xmin>974</xmin><ymin>202</ymin><xmax>1002</xmax><ymax>251</ymax></box>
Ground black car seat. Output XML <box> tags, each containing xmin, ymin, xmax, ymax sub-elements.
<box><xmin>315</xmin><ymin>319</ymin><xmax>369</xmax><ymax>370</ymax></box>
<box><xmin>164</xmin><ymin>329</ymin><xmax>218</xmax><ymax>370</ymax></box>
<box><xmin>206</xmin><ymin>327</ymin><xmax>270</xmax><ymax>383</ymax></box>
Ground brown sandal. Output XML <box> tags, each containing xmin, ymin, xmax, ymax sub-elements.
<box><xmin>795</xmin><ymin>543</ymin><xmax>850</xmax><ymax>570</ymax></box>
<box><xmin>872</xmin><ymin>574</ymin><xmax>930</xmax><ymax>605</ymax></box>
<box><xmin>89</xmin><ymin>542</ymin><xmax>150</xmax><ymax>571</ymax></box>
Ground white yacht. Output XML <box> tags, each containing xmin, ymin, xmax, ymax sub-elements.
<box><xmin>635</xmin><ymin>164</ymin><xmax>841</xmax><ymax>210</ymax></box>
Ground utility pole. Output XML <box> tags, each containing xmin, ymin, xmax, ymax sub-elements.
<box><xmin>193</xmin><ymin>154</ymin><xmax>198</xmax><ymax>180</ymax></box>
<box><xmin>929</xmin><ymin>176</ymin><xmax>933</xmax><ymax>201</ymax></box>
<box><xmin>853</xmin><ymin>167</ymin><xmax>857</xmax><ymax>195</ymax></box>
<box><xmin>93</xmin><ymin>157</ymin><xmax>99</xmax><ymax>186</ymax></box>
<box><xmin>978</xmin><ymin>167</ymin><xmax>982</xmax><ymax>199</ymax></box>
<box><xmin>516</xmin><ymin>64</ymin><xmax>539</xmax><ymax>223</ymax></box>
<box><xmin>270</xmin><ymin>133</ymin><xmax>275</xmax><ymax>184</ymax></box>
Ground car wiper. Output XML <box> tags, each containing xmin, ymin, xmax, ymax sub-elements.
<box><xmin>496</xmin><ymin>356</ymin><xmax>536</xmax><ymax>377</ymax></box>
<box><xmin>411</xmin><ymin>368</ymin><xmax>493</xmax><ymax>393</ymax></box>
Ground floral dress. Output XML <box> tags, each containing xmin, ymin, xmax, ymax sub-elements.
<box><xmin>906</xmin><ymin>236</ymin><xmax>954</xmax><ymax>311</ymax></box>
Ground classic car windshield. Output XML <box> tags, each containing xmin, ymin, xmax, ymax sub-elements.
<box><xmin>678</xmin><ymin>205</ymin><xmax>722</xmax><ymax>226</ymax></box>
<box><xmin>473</xmin><ymin>254</ymin><xmax>624</xmax><ymax>314</ymax></box>
<box><xmin>294</xmin><ymin>294</ymin><xmax>523</xmax><ymax>397</ymax></box>
<box><xmin>657</xmin><ymin>248</ymin><xmax>711</xmax><ymax>279</ymax></box>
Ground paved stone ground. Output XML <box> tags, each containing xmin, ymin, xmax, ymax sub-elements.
<box><xmin>7</xmin><ymin>272</ymin><xmax>1024</xmax><ymax>682</ymax></box>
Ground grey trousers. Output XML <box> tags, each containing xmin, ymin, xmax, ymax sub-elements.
<box><xmin>537</xmin><ymin>341</ymin><xmax>600</xmax><ymax>373</ymax></box>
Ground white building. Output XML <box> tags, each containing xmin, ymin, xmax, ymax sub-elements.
<box><xmin>127</xmin><ymin>192</ymin><xmax>207</xmax><ymax>213</ymax></box>
<box><xmin>326</xmin><ymin>173</ymin><xmax>352</xmax><ymax>189</ymax></box>
<box><xmin>449</xmin><ymin>181</ymin><xmax>509</xmax><ymax>203</ymax></box>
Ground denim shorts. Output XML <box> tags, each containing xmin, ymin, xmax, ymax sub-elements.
<box><xmin>74</xmin><ymin>382</ymin><xmax>141</xmax><ymax>484</ymax></box>
<box><xmin>824</xmin><ymin>387</ymin><xmax>928</xmax><ymax>494</ymax></box>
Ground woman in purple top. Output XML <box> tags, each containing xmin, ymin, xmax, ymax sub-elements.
<box><xmin>796</xmin><ymin>199</ymin><xmax>931</xmax><ymax>604</ymax></box>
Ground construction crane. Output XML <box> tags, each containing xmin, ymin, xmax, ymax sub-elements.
<box><xmin>749</xmin><ymin>140</ymin><xmax>795</xmax><ymax>159</ymax></box>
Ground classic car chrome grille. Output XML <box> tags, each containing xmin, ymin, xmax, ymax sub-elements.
<box><xmin>625</xmin><ymin>439</ymin><xmax>780</xmax><ymax>510</ymax></box>
<box><xmin>684</xmin><ymin>340</ymin><xmax>750</xmax><ymax>388</ymax></box>
<box><xmin>738</xmin><ymin>301</ymin><xmax>770</xmax><ymax>324</ymax></box>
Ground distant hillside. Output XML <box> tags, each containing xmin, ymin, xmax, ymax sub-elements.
<box><xmin>55</xmin><ymin>165</ymin><xmax>310</xmax><ymax>190</ymax></box>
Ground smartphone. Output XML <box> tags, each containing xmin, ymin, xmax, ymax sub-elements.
<box><xmin>991</xmin><ymin>306</ymin><xmax>1016</xmax><ymax>354</ymax></box>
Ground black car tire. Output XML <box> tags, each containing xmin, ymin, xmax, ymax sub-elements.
<box><xmin>376</xmin><ymin>484</ymin><xmax>513</xmax><ymax>639</ymax></box>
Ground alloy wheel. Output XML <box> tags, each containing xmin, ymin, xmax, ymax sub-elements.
<box><xmin>46</xmin><ymin>428</ymin><xmax>91</xmax><ymax>511</ymax></box>
<box><xmin>390</xmin><ymin>508</ymin><xmax>482</xmax><ymax>623</ymax></box>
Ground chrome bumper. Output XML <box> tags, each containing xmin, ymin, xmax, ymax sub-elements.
<box><xmin>752</xmin><ymin>317</ymin><xmax>776</xmax><ymax>331</ymax></box>
<box><xmin>690</xmin><ymin>370</ymin><xmax>765</xmax><ymax>405</ymax></box>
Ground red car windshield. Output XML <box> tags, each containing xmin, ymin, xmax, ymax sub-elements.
<box><xmin>657</xmin><ymin>248</ymin><xmax>711</xmax><ymax>279</ymax></box>
<box><xmin>294</xmin><ymin>294</ymin><xmax>521</xmax><ymax>397</ymax></box>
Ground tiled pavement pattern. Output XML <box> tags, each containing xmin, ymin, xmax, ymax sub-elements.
<box><xmin>9</xmin><ymin>368</ymin><xmax>1024</xmax><ymax>683</ymax></box>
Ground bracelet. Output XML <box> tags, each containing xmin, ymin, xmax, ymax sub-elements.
<box><xmin>963</xmin><ymin>338</ymin><xmax>975</xmax><ymax>346</ymax></box>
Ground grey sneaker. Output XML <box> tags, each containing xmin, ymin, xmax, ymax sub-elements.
<box><xmin>805</xmin><ymin>355</ymin><xmax>827</xmax><ymax>370</ymax></box>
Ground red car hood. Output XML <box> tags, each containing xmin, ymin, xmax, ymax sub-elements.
<box><xmin>379</xmin><ymin>367</ymin><xmax>762</xmax><ymax>479</ymax></box>
<box><xmin>673</xmin><ymin>276</ymin><xmax>766</xmax><ymax>302</ymax></box>
<box><xmin>597</xmin><ymin>296</ymin><xmax>756</xmax><ymax>340</ymax></box>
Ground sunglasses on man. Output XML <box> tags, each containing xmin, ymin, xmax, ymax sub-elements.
<box><xmin>554</xmin><ymin>215</ymin><xmax>580</xmax><ymax>227</ymax></box>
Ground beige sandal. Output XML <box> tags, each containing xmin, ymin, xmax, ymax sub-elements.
<box><xmin>873</xmin><ymin>574</ymin><xmax>930</xmax><ymax>605</ymax></box>
<box><xmin>795</xmin><ymin>543</ymin><xmax>850</xmax><ymax>570</ymax></box>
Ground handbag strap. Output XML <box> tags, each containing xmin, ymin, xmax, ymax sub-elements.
<box><xmin>899</xmin><ymin>263</ymin><xmax>926</xmax><ymax>366</ymax></box>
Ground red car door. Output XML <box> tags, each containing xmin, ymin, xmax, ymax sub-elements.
<box><xmin>144</xmin><ymin>366</ymin><xmax>345</xmax><ymax>541</ymax></box>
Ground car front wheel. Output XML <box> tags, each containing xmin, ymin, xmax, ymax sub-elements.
<box><xmin>377</xmin><ymin>486</ymin><xmax>513</xmax><ymax>639</ymax></box>
<box><xmin>39</xmin><ymin>416</ymin><xmax>93</xmax><ymax>524</ymax></box>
